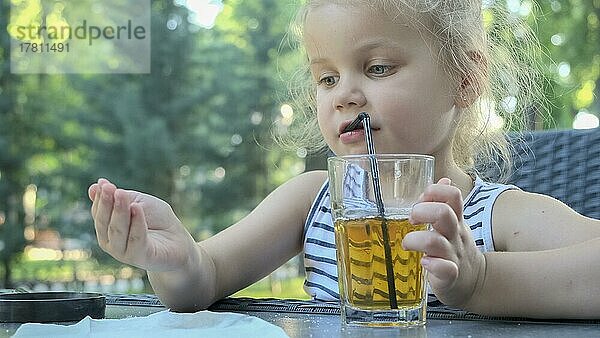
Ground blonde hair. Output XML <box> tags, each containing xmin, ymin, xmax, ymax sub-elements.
<box><xmin>280</xmin><ymin>0</ymin><xmax>547</xmax><ymax>181</ymax></box>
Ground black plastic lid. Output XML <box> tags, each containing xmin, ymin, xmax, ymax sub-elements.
<box><xmin>0</xmin><ymin>291</ymin><xmax>105</xmax><ymax>323</ymax></box>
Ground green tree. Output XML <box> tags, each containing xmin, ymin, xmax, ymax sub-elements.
<box><xmin>0</xmin><ymin>0</ymin><xmax>91</xmax><ymax>286</ymax></box>
<box><xmin>76</xmin><ymin>0</ymin><xmax>303</xmax><ymax>245</ymax></box>
<box><xmin>535</xmin><ymin>0</ymin><xmax>600</xmax><ymax>126</ymax></box>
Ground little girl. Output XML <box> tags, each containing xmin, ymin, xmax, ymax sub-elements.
<box><xmin>89</xmin><ymin>0</ymin><xmax>600</xmax><ymax>318</ymax></box>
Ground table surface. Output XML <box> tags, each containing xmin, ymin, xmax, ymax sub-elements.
<box><xmin>108</xmin><ymin>306</ymin><xmax>600</xmax><ymax>338</ymax></box>
<box><xmin>2</xmin><ymin>295</ymin><xmax>600</xmax><ymax>337</ymax></box>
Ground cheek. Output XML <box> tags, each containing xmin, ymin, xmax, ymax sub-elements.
<box><xmin>316</xmin><ymin>110</ymin><xmax>334</xmax><ymax>141</ymax></box>
<box><xmin>316</xmin><ymin>94</ymin><xmax>335</xmax><ymax>136</ymax></box>
<box><xmin>316</xmin><ymin>90</ymin><xmax>330</xmax><ymax>111</ymax></box>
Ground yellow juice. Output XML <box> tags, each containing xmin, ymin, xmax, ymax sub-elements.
<box><xmin>335</xmin><ymin>217</ymin><xmax>427</xmax><ymax>309</ymax></box>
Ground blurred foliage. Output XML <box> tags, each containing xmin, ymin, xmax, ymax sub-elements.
<box><xmin>0</xmin><ymin>0</ymin><xmax>598</xmax><ymax>289</ymax></box>
<box><xmin>234</xmin><ymin>276</ymin><xmax>309</xmax><ymax>300</ymax></box>
<box><xmin>534</xmin><ymin>0</ymin><xmax>600</xmax><ymax>126</ymax></box>
<box><xmin>0</xmin><ymin>0</ymin><xmax>305</xmax><ymax>287</ymax></box>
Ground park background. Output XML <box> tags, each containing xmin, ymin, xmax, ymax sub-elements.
<box><xmin>0</xmin><ymin>0</ymin><xmax>598</xmax><ymax>299</ymax></box>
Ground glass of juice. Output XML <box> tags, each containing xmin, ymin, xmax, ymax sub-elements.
<box><xmin>328</xmin><ymin>154</ymin><xmax>434</xmax><ymax>327</ymax></box>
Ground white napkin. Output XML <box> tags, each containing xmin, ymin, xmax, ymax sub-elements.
<box><xmin>12</xmin><ymin>310</ymin><xmax>289</xmax><ymax>338</ymax></box>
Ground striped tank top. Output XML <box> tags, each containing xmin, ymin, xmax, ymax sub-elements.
<box><xmin>302</xmin><ymin>176</ymin><xmax>516</xmax><ymax>301</ymax></box>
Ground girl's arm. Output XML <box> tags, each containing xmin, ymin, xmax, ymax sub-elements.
<box><xmin>402</xmin><ymin>181</ymin><xmax>600</xmax><ymax>319</ymax></box>
<box><xmin>468</xmin><ymin>237</ymin><xmax>600</xmax><ymax>318</ymax></box>
<box><xmin>91</xmin><ymin>171</ymin><xmax>327</xmax><ymax>312</ymax></box>
<box><xmin>466</xmin><ymin>190</ymin><xmax>600</xmax><ymax>318</ymax></box>
<box><xmin>492</xmin><ymin>190</ymin><xmax>600</xmax><ymax>252</ymax></box>
<box><xmin>151</xmin><ymin>170</ymin><xmax>327</xmax><ymax>311</ymax></box>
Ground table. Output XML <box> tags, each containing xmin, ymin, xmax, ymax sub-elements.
<box><xmin>2</xmin><ymin>295</ymin><xmax>600</xmax><ymax>337</ymax></box>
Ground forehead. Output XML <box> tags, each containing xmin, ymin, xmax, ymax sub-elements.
<box><xmin>303</xmin><ymin>3</ymin><xmax>430</xmax><ymax>60</ymax></box>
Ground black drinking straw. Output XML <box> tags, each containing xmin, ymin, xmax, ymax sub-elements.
<box><xmin>344</xmin><ymin>112</ymin><xmax>398</xmax><ymax>309</ymax></box>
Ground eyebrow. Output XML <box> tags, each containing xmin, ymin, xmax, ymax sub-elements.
<box><xmin>309</xmin><ymin>38</ymin><xmax>404</xmax><ymax>65</ymax></box>
<box><xmin>355</xmin><ymin>38</ymin><xmax>404</xmax><ymax>51</ymax></box>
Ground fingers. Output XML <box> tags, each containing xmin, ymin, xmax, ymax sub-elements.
<box><xmin>418</xmin><ymin>179</ymin><xmax>463</xmax><ymax>219</ymax></box>
<box><xmin>421</xmin><ymin>256</ymin><xmax>459</xmax><ymax>291</ymax></box>
<box><xmin>411</xmin><ymin>202</ymin><xmax>459</xmax><ymax>239</ymax></box>
<box><xmin>90</xmin><ymin>184</ymin><xmax>99</xmax><ymax>221</ymax></box>
<box><xmin>126</xmin><ymin>203</ymin><xmax>149</xmax><ymax>267</ymax></box>
<box><xmin>403</xmin><ymin>177</ymin><xmax>463</xmax><ymax>274</ymax></box>
<box><xmin>88</xmin><ymin>178</ymin><xmax>153</xmax><ymax>269</ymax></box>
<box><xmin>106</xmin><ymin>189</ymin><xmax>133</xmax><ymax>255</ymax></box>
<box><xmin>402</xmin><ymin>230</ymin><xmax>455</xmax><ymax>260</ymax></box>
<box><xmin>410</xmin><ymin>178</ymin><xmax>463</xmax><ymax>238</ymax></box>
<box><xmin>90</xmin><ymin>178</ymin><xmax>110</xmax><ymax>219</ymax></box>
<box><xmin>406</xmin><ymin>178</ymin><xmax>484</xmax><ymax>308</ymax></box>
<box><xmin>403</xmin><ymin>230</ymin><xmax>460</xmax><ymax>293</ymax></box>
<box><xmin>93</xmin><ymin>181</ymin><xmax>116</xmax><ymax>247</ymax></box>
<box><xmin>88</xmin><ymin>183</ymin><xmax>98</xmax><ymax>201</ymax></box>
<box><xmin>91</xmin><ymin>179</ymin><xmax>135</xmax><ymax>254</ymax></box>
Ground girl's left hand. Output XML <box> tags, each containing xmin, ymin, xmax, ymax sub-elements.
<box><xmin>402</xmin><ymin>178</ymin><xmax>486</xmax><ymax>309</ymax></box>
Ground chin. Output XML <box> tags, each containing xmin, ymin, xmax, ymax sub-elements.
<box><xmin>334</xmin><ymin>148</ymin><xmax>368</xmax><ymax>156</ymax></box>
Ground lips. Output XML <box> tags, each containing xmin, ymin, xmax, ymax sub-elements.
<box><xmin>338</xmin><ymin>118</ymin><xmax>379</xmax><ymax>136</ymax></box>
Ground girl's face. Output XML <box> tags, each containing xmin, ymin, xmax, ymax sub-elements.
<box><xmin>304</xmin><ymin>4</ymin><xmax>460</xmax><ymax>156</ymax></box>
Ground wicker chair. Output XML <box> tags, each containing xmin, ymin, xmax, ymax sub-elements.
<box><xmin>505</xmin><ymin>128</ymin><xmax>600</xmax><ymax>219</ymax></box>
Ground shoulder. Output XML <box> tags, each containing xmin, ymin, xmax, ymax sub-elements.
<box><xmin>292</xmin><ymin>170</ymin><xmax>328</xmax><ymax>184</ymax></box>
<box><xmin>268</xmin><ymin>170</ymin><xmax>328</xmax><ymax>217</ymax></box>
<box><xmin>464</xmin><ymin>177</ymin><xmax>515</xmax><ymax>209</ymax></box>
<box><xmin>494</xmin><ymin>189</ymin><xmax>575</xmax><ymax>219</ymax></box>
<box><xmin>491</xmin><ymin>189</ymin><xmax>600</xmax><ymax>251</ymax></box>
<box><xmin>280</xmin><ymin>170</ymin><xmax>328</xmax><ymax>197</ymax></box>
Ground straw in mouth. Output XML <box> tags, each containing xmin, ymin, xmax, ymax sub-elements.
<box><xmin>345</xmin><ymin>112</ymin><xmax>398</xmax><ymax>309</ymax></box>
<box><xmin>343</xmin><ymin>112</ymin><xmax>369</xmax><ymax>133</ymax></box>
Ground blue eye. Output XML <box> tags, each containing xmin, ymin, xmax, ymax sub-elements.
<box><xmin>367</xmin><ymin>64</ymin><xmax>394</xmax><ymax>76</ymax></box>
<box><xmin>318</xmin><ymin>75</ymin><xmax>338</xmax><ymax>87</ymax></box>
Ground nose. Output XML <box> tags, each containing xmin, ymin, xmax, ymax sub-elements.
<box><xmin>333</xmin><ymin>79</ymin><xmax>366</xmax><ymax>111</ymax></box>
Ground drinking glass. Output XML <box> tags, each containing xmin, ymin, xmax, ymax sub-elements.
<box><xmin>328</xmin><ymin>154</ymin><xmax>434</xmax><ymax>326</ymax></box>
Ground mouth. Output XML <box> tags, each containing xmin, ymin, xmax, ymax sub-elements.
<box><xmin>339</xmin><ymin>115</ymin><xmax>380</xmax><ymax>136</ymax></box>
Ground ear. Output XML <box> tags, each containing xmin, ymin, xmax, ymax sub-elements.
<box><xmin>454</xmin><ymin>51</ymin><xmax>487</xmax><ymax>108</ymax></box>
